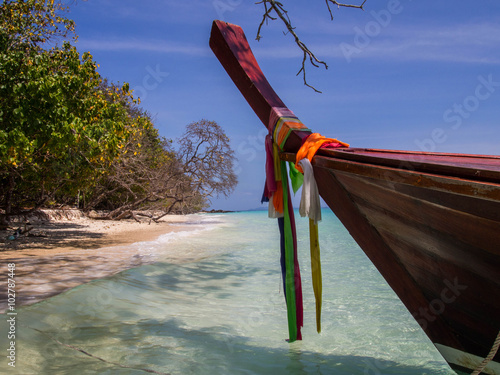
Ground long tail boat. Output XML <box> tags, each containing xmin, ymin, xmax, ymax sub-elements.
<box><xmin>209</xmin><ymin>20</ymin><xmax>500</xmax><ymax>374</ymax></box>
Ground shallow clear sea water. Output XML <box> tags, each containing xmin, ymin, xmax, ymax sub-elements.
<box><xmin>0</xmin><ymin>210</ymin><xmax>457</xmax><ymax>374</ymax></box>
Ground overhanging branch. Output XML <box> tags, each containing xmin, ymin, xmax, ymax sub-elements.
<box><xmin>256</xmin><ymin>0</ymin><xmax>367</xmax><ymax>92</ymax></box>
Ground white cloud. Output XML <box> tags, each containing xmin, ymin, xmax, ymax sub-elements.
<box><xmin>254</xmin><ymin>21</ymin><xmax>500</xmax><ymax>64</ymax></box>
<box><xmin>76</xmin><ymin>38</ymin><xmax>210</xmax><ymax>56</ymax></box>
<box><xmin>349</xmin><ymin>22</ymin><xmax>500</xmax><ymax>63</ymax></box>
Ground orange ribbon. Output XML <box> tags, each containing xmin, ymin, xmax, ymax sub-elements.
<box><xmin>273</xmin><ymin>181</ymin><xmax>284</xmax><ymax>214</ymax></box>
<box><xmin>295</xmin><ymin>133</ymin><xmax>349</xmax><ymax>173</ymax></box>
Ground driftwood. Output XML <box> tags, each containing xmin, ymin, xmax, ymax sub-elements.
<box><xmin>4</xmin><ymin>225</ymin><xmax>33</xmax><ymax>241</ymax></box>
<box><xmin>87</xmin><ymin>209</ymin><xmax>182</xmax><ymax>224</ymax></box>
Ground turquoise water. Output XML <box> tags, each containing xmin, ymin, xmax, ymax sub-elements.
<box><xmin>0</xmin><ymin>211</ymin><xmax>456</xmax><ymax>374</ymax></box>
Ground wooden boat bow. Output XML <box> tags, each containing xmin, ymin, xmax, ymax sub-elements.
<box><xmin>210</xmin><ymin>20</ymin><xmax>500</xmax><ymax>374</ymax></box>
<box><xmin>209</xmin><ymin>20</ymin><xmax>311</xmax><ymax>152</ymax></box>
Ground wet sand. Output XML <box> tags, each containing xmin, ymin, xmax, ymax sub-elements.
<box><xmin>0</xmin><ymin>214</ymin><xmax>198</xmax><ymax>313</ymax></box>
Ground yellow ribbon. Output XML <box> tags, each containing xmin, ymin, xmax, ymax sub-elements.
<box><xmin>309</xmin><ymin>218</ymin><xmax>322</xmax><ymax>333</ymax></box>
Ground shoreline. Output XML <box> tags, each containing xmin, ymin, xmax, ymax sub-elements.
<box><xmin>0</xmin><ymin>214</ymin><xmax>203</xmax><ymax>313</ymax></box>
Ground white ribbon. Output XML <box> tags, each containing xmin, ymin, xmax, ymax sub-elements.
<box><xmin>268</xmin><ymin>193</ymin><xmax>284</xmax><ymax>219</ymax></box>
<box><xmin>298</xmin><ymin>158</ymin><xmax>321</xmax><ymax>224</ymax></box>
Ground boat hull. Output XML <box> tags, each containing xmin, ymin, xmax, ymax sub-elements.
<box><xmin>303</xmin><ymin>149</ymin><xmax>500</xmax><ymax>374</ymax></box>
<box><xmin>209</xmin><ymin>20</ymin><xmax>500</xmax><ymax>374</ymax></box>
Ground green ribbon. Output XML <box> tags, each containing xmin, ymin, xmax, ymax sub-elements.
<box><xmin>288</xmin><ymin>161</ymin><xmax>304</xmax><ymax>194</ymax></box>
<box><xmin>281</xmin><ymin>160</ymin><xmax>298</xmax><ymax>342</ymax></box>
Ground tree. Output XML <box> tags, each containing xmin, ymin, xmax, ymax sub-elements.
<box><xmin>0</xmin><ymin>0</ymin><xmax>75</xmax><ymax>52</ymax></box>
<box><xmin>80</xmin><ymin>99</ymin><xmax>182</xmax><ymax>219</ymax></box>
<box><xmin>177</xmin><ymin>119</ymin><xmax>237</xmax><ymax>202</ymax></box>
<box><xmin>0</xmin><ymin>1</ymin><xmax>136</xmax><ymax>226</ymax></box>
<box><xmin>256</xmin><ymin>0</ymin><xmax>367</xmax><ymax>92</ymax></box>
<box><xmin>83</xmin><ymin>118</ymin><xmax>238</xmax><ymax>220</ymax></box>
<box><xmin>0</xmin><ymin>43</ymin><xmax>135</xmax><ymax>220</ymax></box>
<box><xmin>0</xmin><ymin>0</ymin><xmax>239</xmax><ymax>226</ymax></box>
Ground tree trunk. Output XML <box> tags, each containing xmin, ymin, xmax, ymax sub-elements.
<box><xmin>1</xmin><ymin>175</ymin><xmax>16</xmax><ymax>229</ymax></box>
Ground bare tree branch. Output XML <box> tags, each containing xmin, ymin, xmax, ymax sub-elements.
<box><xmin>256</xmin><ymin>0</ymin><xmax>367</xmax><ymax>92</ymax></box>
<box><xmin>83</xmin><ymin>118</ymin><xmax>237</xmax><ymax>219</ymax></box>
<box><xmin>325</xmin><ymin>0</ymin><xmax>367</xmax><ymax>20</ymax></box>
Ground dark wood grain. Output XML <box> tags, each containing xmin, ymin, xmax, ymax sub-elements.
<box><xmin>209</xmin><ymin>19</ymin><xmax>500</xmax><ymax>370</ymax></box>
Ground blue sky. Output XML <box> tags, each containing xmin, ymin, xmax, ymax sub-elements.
<box><xmin>67</xmin><ymin>1</ymin><xmax>500</xmax><ymax>211</ymax></box>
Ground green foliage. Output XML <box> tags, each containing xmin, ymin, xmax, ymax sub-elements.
<box><xmin>80</xmin><ymin>83</ymin><xmax>175</xmax><ymax>212</ymax></box>
<box><xmin>0</xmin><ymin>0</ymin><xmax>75</xmax><ymax>52</ymax></box>
<box><xmin>0</xmin><ymin>0</ymin><xmax>238</xmax><ymax>221</ymax></box>
<box><xmin>0</xmin><ymin>42</ymin><xmax>136</xmax><ymax>210</ymax></box>
<box><xmin>82</xmin><ymin>117</ymin><xmax>238</xmax><ymax>217</ymax></box>
<box><xmin>0</xmin><ymin>1</ymin><xmax>136</xmax><ymax>214</ymax></box>
<box><xmin>1</xmin><ymin>44</ymin><xmax>125</xmax><ymax>166</ymax></box>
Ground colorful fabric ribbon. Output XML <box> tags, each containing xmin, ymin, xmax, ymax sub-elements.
<box><xmin>269</xmin><ymin>107</ymin><xmax>311</xmax><ymax>151</ymax></box>
<box><xmin>295</xmin><ymin>133</ymin><xmax>349</xmax><ymax>173</ymax></box>
<box><xmin>295</xmin><ymin>133</ymin><xmax>348</xmax><ymax>333</ymax></box>
<box><xmin>298</xmin><ymin>158</ymin><xmax>321</xmax><ymax>225</ymax></box>
<box><xmin>263</xmin><ymin>107</ymin><xmax>349</xmax><ymax>341</ymax></box>
<box><xmin>309</xmin><ymin>217</ymin><xmax>322</xmax><ymax>333</ymax></box>
<box><xmin>280</xmin><ymin>160</ymin><xmax>303</xmax><ymax>341</ymax></box>
<box><xmin>288</xmin><ymin>162</ymin><xmax>304</xmax><ymax>195</ymax></box>
<box><xmin>297</xmin><ymin>158</ymin><xmax>322</xmax><ymax>333</ymax></box>
<box><xmin>263</xmin><ymin>108</ymin><xmax>305</xmax><ymax>342</ymax></box>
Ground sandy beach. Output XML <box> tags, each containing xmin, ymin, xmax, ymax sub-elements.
<box><xmin>0</xmin><ymin>211</ymin><xmax>200</xmax><ymax>313</ymax></box>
